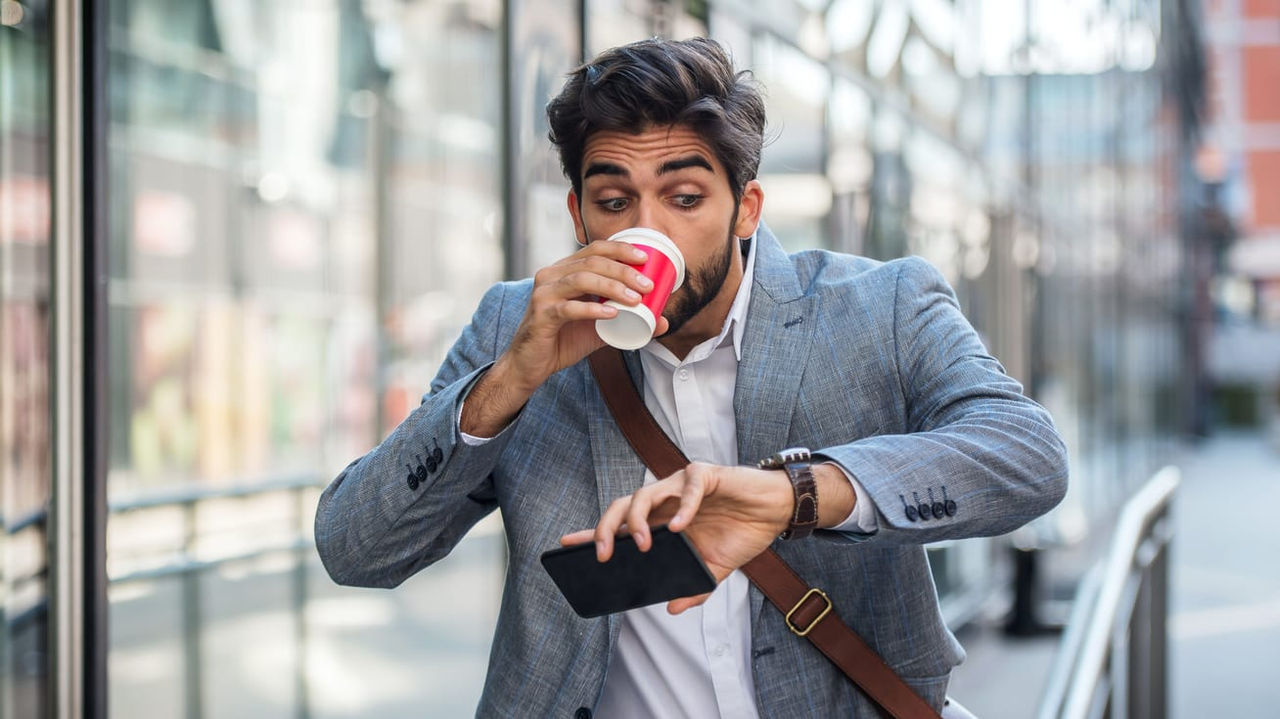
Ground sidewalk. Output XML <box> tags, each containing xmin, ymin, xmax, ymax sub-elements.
<box><xmin>948</xmin><ymin>430</ymin><xmax>1280</xmax><ymax>717</ymax></box>
<box><xmin>1170</xmin><ymin>430</ymin><xmax>1280</xmax><ymax>717</ymax></box>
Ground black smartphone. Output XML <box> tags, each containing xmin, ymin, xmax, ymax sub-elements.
<box><xmin>540</xmin><ymin>525</ymin><xmax>717</xmax><ymax>618</ymax></box>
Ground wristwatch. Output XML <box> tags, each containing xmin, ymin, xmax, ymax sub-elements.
<box><xmin>758</xmin><ymin>447</ymin><xmax>818</xmax><ymax>540</ymax></box>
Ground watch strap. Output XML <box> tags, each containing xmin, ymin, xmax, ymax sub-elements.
<box><xmin>760</xmin><ymin>449</ymin><xmax>819</xmax><ymax>540</ymax></box>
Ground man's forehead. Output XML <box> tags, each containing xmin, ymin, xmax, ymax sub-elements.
<box><xmin>581</xmin><ymin>126</ymin><xmax>718</xmax><ymax>171</ymax></box>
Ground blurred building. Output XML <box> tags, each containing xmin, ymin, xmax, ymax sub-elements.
<box><xmin>1202</xmin><ymin>0</ymin><xmax>1280</xmax><ymax>322</ymax></box>
<box><xmin>1195</xmin><ymin>0</ymin><xmax>1280</xmax><ymax>434</ymax></box>
<box><xmin>0</xmin><ymin>1</ymin><xmax>1205</xmax><ymax>717</ymax></box>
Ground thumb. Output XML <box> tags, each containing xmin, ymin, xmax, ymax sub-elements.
<box><xmin>667</xmin><ymin>591</ymin><xmax>713</xmax><ymax>615</ymax></box>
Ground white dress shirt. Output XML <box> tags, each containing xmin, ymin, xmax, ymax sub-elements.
<box><xmin>461</xmin><ymin>237</ymin><xmax>877</xmax><ymax>717</ymax></box>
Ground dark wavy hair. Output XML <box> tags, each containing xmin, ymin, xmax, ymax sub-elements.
<box><xmin>546</xmin><ymin>37</ymin><xmax>766</xmax><ymax>199</ymax></box>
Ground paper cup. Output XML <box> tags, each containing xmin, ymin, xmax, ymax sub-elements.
<box><xmin>595</xmin><ymin>228</ymin><xmax>685</xmax><ymax>350</ymax></box>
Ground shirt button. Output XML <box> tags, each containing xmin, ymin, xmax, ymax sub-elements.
<box><xmin>712</xmin><ymin>644</ymin><xmax>728</xmax><ymax>657</ymax></box>
<box><xmin>678</xmin><ymin>369</ymin><xmax>690</xmax><ymax>381</ymax></box>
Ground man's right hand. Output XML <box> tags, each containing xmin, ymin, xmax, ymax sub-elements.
<box><xmin>459</xmin><ymin>239</ymin><xmax>669</xmax><ymax>438</ymax></box>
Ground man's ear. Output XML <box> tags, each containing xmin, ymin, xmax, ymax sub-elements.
<box><xmin>567</xmin><ymin>189</ymin><xmax>588</xmax><ymax>246</ymax></box>
<box><xmin>733</xmin><ymin>179</ymin><xmax>764</xmax><ymax>238</ymax></box>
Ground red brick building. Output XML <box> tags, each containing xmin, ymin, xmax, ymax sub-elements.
<box><xmin>1204</xmin><ymin>0</ymin><xmax>1280</xmax><ymax>322</ymax></box>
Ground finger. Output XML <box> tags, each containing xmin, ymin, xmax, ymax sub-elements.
<box><xmin>569</xmin><ymin>253</ymin><xmax>656</xmax><ymax>296</ymax></box>
<box><xmin>625</xmin><ymin>481</ymin><xmax>683</xmax><ymax>551</ymax></box>
<box><xmin>577</xmin><ymin>253</ymin><xmax>657</xmax><ymax>293</ymax></box>
<box><xmin>562</xmin><ymin>524</ymin><xmax>631</xmax><ymax>547</ymax></box>
<box><xmin>557</xmin><ymin>271</ymin><xmax>644</xmax><ymax>308</ymax></box>
<box><xmin>578</xmin><ymin>240</ymin><xmax>650</xmax><ymax>267</ymax></box>
<box><xmin>667</xmin><ymin>591</ymin><xmax>713</xmax><ymax>615</ymax></box>
<box><xmin>545</xmin><ymin>298</ymin><xmax>620</xmax><ymax>323</ymax></box>
<box><xmin>668</xmin><ymin>464</ymin><xmax>709</xmax><ymax>532</ymax></box>
<box><xmin>654</xmin><ymin>315</ymin><xmax>671</xmax><ymax>337</ymax></box>
<box><xmin>559</xmin><ymin>529</ymin><xmax>595</xmax><ymax>546</ymax></box>
<box><xmin>595</xmin><ymin>496</ymin><xmax>633</xmax><ymax>561</ymax></box>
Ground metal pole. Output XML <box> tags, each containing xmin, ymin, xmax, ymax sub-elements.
<box><xmin>1149</xmin><ymin>537</ymin><xmax>1169</xmax><ymax>719</ymax></box>
<box><xmin>51</xmin><ymin>1</ymin><xmax>88</xmax><ymax>716</ymax></box>
<box><xmin>294</xmin><ymin>488</ymin><xmax>311</xmax><ymax>719</ymax></box>
<box><xmin>182</xmin><ymin>502</ymin><xmax>203</xmax><ymax>719</ymax></box>
<box><xmin>372</xmin><ymin>84</ymin><xmax>392</xmax><ymax>440</ymax></box>
<box><xmin>83</xmin><ymin>0</ymin><xmax>110</xmax><ymax>714</ymax></box>
<box><xmin>501</xmin><ymin>0</ymin><xmax>520</xmax><ymax>281</ymax></box>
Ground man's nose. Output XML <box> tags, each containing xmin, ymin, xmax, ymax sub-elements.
<box><xmin>633</xmin><ymin>200</ymin><xmax>668</xmax><ymax>236</ymax></box>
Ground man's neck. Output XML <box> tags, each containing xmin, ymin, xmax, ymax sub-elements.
<box><xmin>656</xmin><ymin>247</ymin><xmax>746</xmax><ymax>361</ymax></box>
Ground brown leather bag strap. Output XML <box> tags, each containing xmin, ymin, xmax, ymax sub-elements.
<box><xmin>588</xmin><ymin>348</ymin><xmax>941</xmax><ymax>719</ymax></box>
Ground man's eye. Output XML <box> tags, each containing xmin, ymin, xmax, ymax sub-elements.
<box><xmin>674</xmin><ymin>194</ymin><xmax>703</xmax><ymax>208</ymax></box>
<box><xmin>598</xmin><ymin>198</ymin><xmax>628</xmax><ymax>212</ymax></box>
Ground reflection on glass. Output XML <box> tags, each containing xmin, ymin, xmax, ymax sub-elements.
<box><xmin>587</xmin><ymin>0</ymin><xmax>650</xmax><ymax>57</ymax></box>
<box><xmin>755</xmin><ymin>33</ymin><xmax>831</xmax><ymax>250</ymax></box>
<box><xmin>826</xmin><ymin>80</ymin><xmax>873</xmax><ymax>255</ymax></box>
<box><xmin>510</xmin><ymin>0</ymin><xmax>580</xmax><ymax>274</ymax></box>
<box><xmin>1</xmin><ymin>5</ymin><xmax>52</xmax><ymax>717</ymax></box>
<box><xmin>107</xmin><ymin>1</ymin><xmax>505</xmax><ymax>716</ymax></box>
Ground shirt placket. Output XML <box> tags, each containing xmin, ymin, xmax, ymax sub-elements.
<box><xmin>671</xmin><ymin>362</ymin><xmax>756</xmax><ymax>718</ymax></box>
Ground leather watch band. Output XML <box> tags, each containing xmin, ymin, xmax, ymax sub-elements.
<box><xmin>758</xmin><ymin>448</ymin><xmax>818</xmax><ymax>540</ymax></box>
<box><xmin>588</xmin><ymin>348</ymin><xmax>941</xmax><ymax>719</ymax></box>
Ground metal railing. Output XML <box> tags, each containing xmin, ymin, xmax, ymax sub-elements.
<box><xmin>1038</xmin><ymin>466</ymin><xmax>1180</xmax><ymax>719</ymax></box>
<box><xmin>108</xmin><ymin>474</ymin><xmax>323</xmax><ymax>719</ymax></box>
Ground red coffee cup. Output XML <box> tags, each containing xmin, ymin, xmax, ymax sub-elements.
<box><xmin>595</xmin><ymin>228</ymin><xmax>685</xmax><ymax>350</ymax></box>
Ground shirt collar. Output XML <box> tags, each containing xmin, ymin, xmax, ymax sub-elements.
<box><xmin>726</xmin><ymin>233</ymin><xmax>757</xmax><ymax>361</ymax></box>
<box><xmin>641</xmin><ymin>232</ymin><xmax>756</xmax><ymax>366</ymax></box>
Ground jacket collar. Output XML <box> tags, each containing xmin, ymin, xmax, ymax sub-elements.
<box><xmin>735</xmin><ymin>223</ymin><xmax>818</xmax><ymax>625</ymax></box>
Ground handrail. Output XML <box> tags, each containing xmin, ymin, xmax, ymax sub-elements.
<box><xmin>1037</xmin><ymin>465</ymin><xmax>1180</xmax><ymax>719</ymax></box>
<box><xmin>108</xmin><ymin>473</ymin><xmax>324</xmax><ymax>514</ymax></box>
<box><xmin>105</xmin><ymin>473</ymin><xmax>326</xmax><ymax>719</ymax></box>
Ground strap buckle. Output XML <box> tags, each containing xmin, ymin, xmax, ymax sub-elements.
<box><xmin>785</xmin><ymin>587</ymin><xmax>832</xmax><ymax>637</ymax></box>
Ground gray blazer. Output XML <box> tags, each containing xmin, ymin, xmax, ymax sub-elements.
<box><xmin>315</xmin><ymin>225</ymin><xmax>1068</xmax><ymax>717</ymax></box>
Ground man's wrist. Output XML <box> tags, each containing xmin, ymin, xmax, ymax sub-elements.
<box><xmin>811</xmin><ymin>463</ymin><xmax>856</xmax><ymax>529</ymax></box>
<box><xmin>459</xmin><ymin>357</ymin><xmax>533</xmax><ymax>437</ymax></box>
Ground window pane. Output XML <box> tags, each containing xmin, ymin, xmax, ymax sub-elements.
<box><xmin>0</xmin><ymin>5</ymin><xmax>53</xmax><ymax>717</ymax></box>
<box><xmin>755</xmin><ymin>33</ymin><xmax>832</xmax><ymax>250</ymax></box>
<box><xmin>106</xmin><ymin>2</ymin><xmax>504</xmax><ymax>716</ymax></box>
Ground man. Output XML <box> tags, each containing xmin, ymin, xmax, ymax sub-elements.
<box><xmin>315</xmin><ymin>37</ymin><xmax>1067</xmax><ymax>717</ymax></box>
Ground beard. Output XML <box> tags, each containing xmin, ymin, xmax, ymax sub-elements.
<box><xmin>659</xmin><ymin>227</ymin><xmax>737</xmax><ymax>337</ymax></box>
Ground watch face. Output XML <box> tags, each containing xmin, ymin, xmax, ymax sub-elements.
<box><xmin>779</xmin><ymin>447</ymin><xmax>811</xmax><ymax>464</ymax></box>
<box><xmin>758</xmin><ymin>447</ymin><xmax>811</xmax><ymax>470</ymax></box>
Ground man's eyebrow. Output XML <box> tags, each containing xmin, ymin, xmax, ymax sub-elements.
<box><xmin>658</xmin><ymin>155</ymin><xmax>714</xmax><ymax>175</ymax></box>
<box><xmin>582</xmin><ymin>155</ymin><xmax>714</xmax><ymax>181</ymax></box>
<box><xmin>583</xmin><ymin>162</ymin><xmax>628</xmax><ymax>180</ymax></box>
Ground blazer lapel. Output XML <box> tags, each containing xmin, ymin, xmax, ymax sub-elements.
<box><xmin>735</xmin><ymin>225</ymin><xmax>818</xmax><ymax>622</ymax></box>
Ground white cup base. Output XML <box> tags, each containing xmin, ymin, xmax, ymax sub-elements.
<box><xmin>596</xmin><ymin>302</ymin><xmax>657</xmax><ymax>350</ymax></box>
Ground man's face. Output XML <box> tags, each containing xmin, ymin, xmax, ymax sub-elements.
<box><xmin>567</xmin><ymin>124</ymin><xmax>762</xmax><ymax>340</ymax></box>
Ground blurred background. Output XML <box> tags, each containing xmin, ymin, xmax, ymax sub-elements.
<box><xmin>2</xmin><ymin>0</ymin><xmax>1278</xmax><ymax>717</ymax></box>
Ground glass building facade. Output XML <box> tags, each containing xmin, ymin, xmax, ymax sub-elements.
<box><xmin>1</xmin><ymin>0</ymin><xmax>1204</xmax><ymax>716</ymax></box>
<box><xmin>1</xmin><ymin>1</ymin><xmax>53</xmax><ymax>715</ymax></box>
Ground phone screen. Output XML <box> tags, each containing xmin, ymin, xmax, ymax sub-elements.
<box><xmin>540</xmin><ymin>525</ymin><xmax>717</xmax><ymax>618</ymax></box>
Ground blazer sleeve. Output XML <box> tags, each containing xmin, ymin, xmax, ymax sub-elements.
<box><xmin>314</xmin><ymin>282</ymin><xmax>519</xmax><ymax>587</ymax></box>
<box><xmin>817</xmin><ymin>257</ymin><xmax>1068</xmax><ymax>545</ymax></box>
